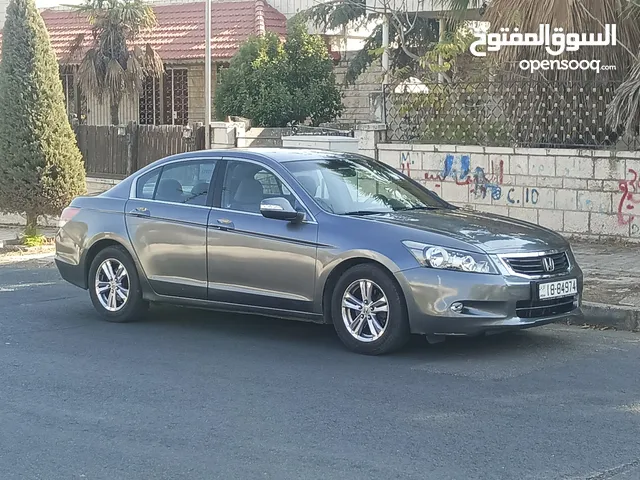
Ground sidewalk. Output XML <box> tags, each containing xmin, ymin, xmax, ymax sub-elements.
<box><xmin>571</xmin><ymin>242</ymin><xmax>640</xmax><ymax>331</ymax></box>
<box><xmin>0</xmin><ymin>224</ymin><xmax>637</xmax><ymax>331</ymax></box>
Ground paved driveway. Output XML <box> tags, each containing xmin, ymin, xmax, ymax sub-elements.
<box><xmin>1</xmin><ymin>258</ymin><xmax>639</xmax><ymax>480</ymax></box>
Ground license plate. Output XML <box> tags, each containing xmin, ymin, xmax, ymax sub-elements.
<box><xmin>538</xmin><ymin>278</ymin><xmax>577</xmax><ymax>300</ymax></box>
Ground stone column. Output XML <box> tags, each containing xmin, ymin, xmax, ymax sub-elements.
<box><xmin>355</xmin><ymin>123</ymin><xmax>387</xmax><ymax>160</ymax></box>
<box><xmin>210</xmin><ymin>122</ymin><xmax>237</xmax><ymax>149</ymax></box>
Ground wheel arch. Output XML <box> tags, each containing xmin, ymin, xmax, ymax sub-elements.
<box><xmin>320</xmin><ymin>256</ymin><xmax>408</xmax><ymax>325</ymax></box>
<box><xmin>83</xmin><ymin>237</ymin><xmax>138</xmax><ymax>287</ymax></box>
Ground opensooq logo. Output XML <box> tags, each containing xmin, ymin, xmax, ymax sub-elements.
<box><xmin>469</xmin><ymin>24</ymin><xmax>617</xmax><ymax>57</ymax></box>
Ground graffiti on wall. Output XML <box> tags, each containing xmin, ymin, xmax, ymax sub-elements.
<box><xmin>618</xmin><ymin>168</ymin><xmax>640</xmax><ymax>227</ymax></box>
<box><xmin>424</xmin><ymin>154</ymin><xmax>505</xmax><ymax>201</ymax></box>
<box><xmin>400</xmin><ymin>152</ymin><xmax>413</xmax><ymax>177</ymax></box>
<box><xmin>506</xmin><ymin>187</ymin><xmax>539</xmax><ymax>205</ymax></box>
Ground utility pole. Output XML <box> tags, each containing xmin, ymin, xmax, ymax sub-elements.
<box><xmin>382</xmin><ymin>5</ymin><xmax>389</xmax><ymax>85</ymax></box>
<box><xmin>204</xmin><ymin>0</ymin><xmax>212</xmax><ymax>150</ymax></box>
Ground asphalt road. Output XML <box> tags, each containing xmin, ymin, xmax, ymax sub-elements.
<box><xmin>1</xmin><ymin>258</ymin><xmax>640</xmax><ymax>480</ymax></box>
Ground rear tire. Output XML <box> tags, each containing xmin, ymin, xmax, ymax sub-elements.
<box><xmin>88</xmin><ymin>246</ymin><xmax>148</xmax><ymax>323</ymax></box>
<box><xmin>331</xmin><ymin>264</ymin><xmax>410</xmax><ymax>355</ymax></box>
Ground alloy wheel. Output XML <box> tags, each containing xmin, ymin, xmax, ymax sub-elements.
<box><xmin>341</xmin><ymin>279</ymin><xmax>389</xmax><ymax>342</ymax></box>
<box><xmin>95</xmin><ymin>258</ymin><xmax>130</xmax><ymax>312</ymax></box>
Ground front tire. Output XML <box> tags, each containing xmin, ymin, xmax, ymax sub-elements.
<box><xmin>88</xmin><ymin>246</ymin><xmax>148</xmax><ymax>323</ymax></box>
<box><xmin>331</xmin><ymin>264</ymin><xmax>410</xmax><ymax>355</ymax></box>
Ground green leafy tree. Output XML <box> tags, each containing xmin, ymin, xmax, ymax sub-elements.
<box><xmin>0</xmin><ymin>0</ymin><xmax>87</xmax><ymax>236</ymax></box>
<box><xmin>216</xmin><ymin>23</ymin><xmax>344</xmax><ymax>127</ymax></box>
<box><xmin>70</xmin><ymin>0</ymin><xmax>164</xmax><ymax>125</ymax></box>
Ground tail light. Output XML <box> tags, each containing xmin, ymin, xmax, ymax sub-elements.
<box><xmin>58</xmin><ymin>207</ymin><xmax>80</xmax><ymax>228</ymax></box>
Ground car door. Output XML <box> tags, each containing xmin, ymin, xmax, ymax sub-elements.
<box><xmin>125</xmin><ymin>158</ymin><xmax>220</xmax><ymax>299</ymax></box>
<box><xmin>206</xmin><ymin>158</ymin><xmax>319</xmax><ymax>313</ymax></box>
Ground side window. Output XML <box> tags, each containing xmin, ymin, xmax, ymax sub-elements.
<box><xmin>154</xmin><ymin>160</ymin><xmax>217</xmax><ymax>205</ymax></box>
<box><xmin>255</xmin><ymin>170</ymin><xmax>282</xmax><ymax>196</ymax></box>
<box><xmin>221</xmin><ymin>160</ymin><xmax>296</xmax><ymax>214</ymax></box>
<box><xmin>136</xmin><ymin>169</ymin><xmax>160</xmax><ymax>199</ymax></box>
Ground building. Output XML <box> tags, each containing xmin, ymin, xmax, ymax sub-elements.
<box><xmin>0</xmin><ymin>0</ymin><xmax>287</xmax><ymax>125</ymax></box>
<box><xmin>0</xmin><ymin>0</ymin><xmax>8</xmax><ymax>29</ymax></box>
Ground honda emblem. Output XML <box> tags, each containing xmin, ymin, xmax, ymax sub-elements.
<box><xmin>542</xmin><ymin>257</ymin><xmax>555</xmax><ymax>272</ymax></box>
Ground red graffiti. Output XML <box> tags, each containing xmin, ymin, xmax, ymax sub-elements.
<box><xmin>618</xmin><ymin>168</ymin><xmax>640</xmax><ymax>225</ymax></box>
<box><xmin>401</xmin><ymin>161</ymin><xmax>411</xmax><ymax>177</ymax></box>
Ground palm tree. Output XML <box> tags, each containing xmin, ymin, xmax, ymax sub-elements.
<box><xmin>606</xmin><ymin>0</ymin><xmax>640</xmax><ymax>137</ymax></box>
<box><xmin>473</xmin><ymin>0</ymin><xmax>639</xmax><ymax>82</ymax></box>
<box><xmin>70</xmin><ymin>0</ymin><xmax>164</xmax><ymax>125</ymax></box>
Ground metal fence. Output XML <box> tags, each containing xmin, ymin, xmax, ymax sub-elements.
<box><xmin>384</xmin><ymin>81</ymin><xmax>639</xmax><ymax>150</ymax></box>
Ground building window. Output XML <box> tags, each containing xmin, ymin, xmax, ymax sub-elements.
<box><xmin>163</xmin><ymin>68</ymin><xmax>189</xmax><ymax>125</ymax></box>
<box><xmin>139</xmin><ymin>67</ymin><xmax>189</xmax><ymax>126</ymax></box>
<box><xmin>60</xmin><ymin>65</ymin><xmax>86</xmax><ymax>122</ymax></box>
<box><xmin>139</xmin><ymin>76</ymin><xmax>160</xmax><ymax>125</ymax></box>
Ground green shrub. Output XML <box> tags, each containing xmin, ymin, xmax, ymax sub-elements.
<box><xmin>23</xmin><ymin>234</ymin><xmax>48</xmax><ymax>247</ymax></box>
<box><xmin>215</xmin><ymin>23</ymin><xmax>343</xmax><ymax>127</ymax></box>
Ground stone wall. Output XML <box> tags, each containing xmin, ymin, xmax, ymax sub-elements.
<box><xmin>334</xmin><ymin>54</ymin><xmax>384</xmax><ymax>125</ymax></box>
<box><xmin>377</xmin><ymin>144</ymin><xmax>640</xmax><ymax>242</ymax></box>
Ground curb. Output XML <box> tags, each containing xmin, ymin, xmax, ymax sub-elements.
<box><xmin>564</xmin><ymin>302</ymin><xmax>640</xmax><ymax>332</ymax></box>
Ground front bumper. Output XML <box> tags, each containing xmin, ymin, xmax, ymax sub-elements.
<box><xmin>396</xmin><ymin>266</ymin><xmax>584</xmax><ymax>336</ymax></box>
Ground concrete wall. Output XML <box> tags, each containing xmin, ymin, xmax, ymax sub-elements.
<box><xmin>187</xmin><ymin>63</ymin><xmax>217</xmax><ymax>125</ymax></box>
<box><xmin>282</xmin><ymin>135</ymin><xmax>358</xmax><ymax>153</ymax></box>
<box><xmin>334</xmin><ymin>53</ymin><xmax>384</xmax><ymax>125</ymax></box>
<box><xmin>377</xmin><ymin>144</ymin><xmax>640</xmax><ymax>242</ymax></box>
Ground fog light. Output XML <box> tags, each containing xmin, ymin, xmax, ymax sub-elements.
<box><xmin>450</xmin><ymin>302</ymin><xmax>464</xmax><ymax>313</ymax></box>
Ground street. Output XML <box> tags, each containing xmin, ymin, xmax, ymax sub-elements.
<box><xmin>1</xmin><ymin>258</ymin><xmax>640</xmax><ymax>480</ymax></box>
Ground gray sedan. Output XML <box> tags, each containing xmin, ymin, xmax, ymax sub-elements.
<box><xmin>55</xmin><ymin>148</ymin><xmax>583</xmax><ymax>355</ymax></box>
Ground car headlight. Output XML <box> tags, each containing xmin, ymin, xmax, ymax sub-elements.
<box><xmin>402</xmin><ymin>241</ymin><xmax>498</xmax><ymax>274</ymax></box>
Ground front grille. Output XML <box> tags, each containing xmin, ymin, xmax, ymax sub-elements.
<box><xmin>516</xmin><ymin>297</ymin><xmax>577</xmax><ymax>319</ymax></box>
<box><xmin>504</xmin><ymin>252</ymin><xmax>569</xmax><ymax>276</ymax></box>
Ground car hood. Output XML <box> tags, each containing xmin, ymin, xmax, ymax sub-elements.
<box><xmin>366</xmin><ymin>208</ymin><xmax>567</xmax><ymax>254</ymax></box>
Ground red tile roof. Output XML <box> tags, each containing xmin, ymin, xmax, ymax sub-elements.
<box><xmin>0</xmin><ymin>0</ymin><xmax>287</xmax><ymax>63</ymax></box>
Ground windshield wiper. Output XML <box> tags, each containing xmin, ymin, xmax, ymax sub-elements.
<box><xmin>396</xmin><ymin>206</ymin><xmax>441</xmax><ymax>211</ymax></box>
<box><xmin>340</xmin><ymin>210</ymin><xmax>388</xmax><ymax>216</ymax></box>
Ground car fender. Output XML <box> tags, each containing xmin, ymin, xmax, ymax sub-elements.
<box><xmin>314</xmin><ymin>249</ymin><xmax>402</xmax><ymax>311</ymax></box>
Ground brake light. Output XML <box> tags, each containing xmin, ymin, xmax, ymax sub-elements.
<box><xmin>58</xmin><ymin>207</ymin><xmax>80</xmax><ymax>228</ymax></box>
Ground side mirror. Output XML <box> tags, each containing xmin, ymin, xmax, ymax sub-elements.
<box><xmin>260</xmin><ymin>197</ymin><xmax>305</xmax><ymax>223</ymax></box>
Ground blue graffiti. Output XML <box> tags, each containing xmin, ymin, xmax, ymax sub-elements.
<box><xmin>472</xmin><ymin>166</ymin><xmax>502</xmax><ymax>201</ymax></box>
<box><xmin>427</xmin><ymin>154</ymin><xmax>505</xmax><ymax>201</ymax></box>
<box><xmin>442</xmin><ymin>154</ymin><xmax>471</xmax><ymax>181</ymax></box>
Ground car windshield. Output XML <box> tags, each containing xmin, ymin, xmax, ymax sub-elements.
<box><xmin>284</xmin><ymin>155</ymin><xmax>450</xmax><ymax>215</ymax></box>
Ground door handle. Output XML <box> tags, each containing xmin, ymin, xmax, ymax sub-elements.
<box><xmin>215</xmin><ymin>218</ymin><xmax>235</xmax><ymax>230</ymax></box>
<box><xmin>129</xmin><ymin>206</ymin><xmax>150</xmax><ymax>217</ymax></box>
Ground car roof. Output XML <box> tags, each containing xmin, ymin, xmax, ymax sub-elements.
<box><xmin>154</xmin><ymin>147</ymin><xmax>358</xmax><ymax>166</ymax></box>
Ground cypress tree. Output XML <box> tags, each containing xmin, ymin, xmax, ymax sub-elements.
<box><xmin>0</xmin><ymin>0</ymin><xmax>86</xmax><ymax>236</ymax></box>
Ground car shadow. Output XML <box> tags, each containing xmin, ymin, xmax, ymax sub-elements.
<box><xmin>135</xmin><ymin>303</ymin><xmax>570</xmax><ymax>360</ymax></box>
